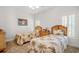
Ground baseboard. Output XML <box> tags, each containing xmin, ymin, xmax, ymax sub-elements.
<box><xmin>6</xmin><ymin>39</ymin><xmax>14</xmax><ymax>42</ymax></box>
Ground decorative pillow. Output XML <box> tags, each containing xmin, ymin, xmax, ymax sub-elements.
<box><xmin>53</xmin><ymin>30</ymin><xmax>64</xmax><ymax>35</ymax></box>
<box><xmin>16</xmin><ymin>35</ymin><xmax>24</xmax><ymax>45</ymax></box>
<box><xmin>53</xmin><ymin>30</ymin><xmax>58</xmax><ymax>35</ymax></box>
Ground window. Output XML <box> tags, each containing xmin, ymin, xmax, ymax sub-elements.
<box><xmin>62</xmin><ymin>16</ymin><xmax>68</xmax><ymax>27</ymax></box>
<box><xmin>35</xmin><ymin>20</ymin><xmax>40</xmax><ymax>26</ymax></box>
<box><xmin>62</xmin><ymin>14</ymin><xmax>75</xmax><ymax>37</ymax></box>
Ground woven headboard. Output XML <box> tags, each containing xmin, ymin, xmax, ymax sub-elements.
<box><xmin>35</xmin><ymin>26</ymin><xmax>50</xmax><ymax>37</ymax></box>
<box><xmin>35</xmin><ymin>26</ymin><xmax>42</xmax><ymax>32</ymax></box>
<box><xmin>51</xmin><ymin>25</ymin><xmax>67</xmax><ymax>36</ymax></box>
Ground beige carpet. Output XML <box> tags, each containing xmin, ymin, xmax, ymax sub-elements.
<box><xmin>64</xmin><ymin>46</ymin><xmax>79</xmax><ymax>53</ymax></box>
<box><xmin>4</xmin><ymin>40</ymin><xmax>79</xmax><ymax>53</ymax></box>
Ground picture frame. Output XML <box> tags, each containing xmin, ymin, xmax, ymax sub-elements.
<box><xmin>18</xmin><ymin>18</ymin><xmax>28</xmax><ymax>26</ymax></box>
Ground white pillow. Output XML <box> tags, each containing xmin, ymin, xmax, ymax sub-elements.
<box><xmin>58</xmin><ymin>30</ymin><xmax>64</xmax><ymax>35</ymax></box>
<box><xmin>53</xmin><ymin>30</ymin><xmax>58</xmax><ymax>35</ymax></box>
<box><xmin>53</xmin><ymin>30</ymin><xmax>64</xmax><ymax>35</ymax></box>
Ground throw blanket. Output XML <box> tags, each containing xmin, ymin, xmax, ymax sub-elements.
<box><xmin>30</xmin><ymin>34</ymin><xmax>69</xmax><ymax>53</ymax></box>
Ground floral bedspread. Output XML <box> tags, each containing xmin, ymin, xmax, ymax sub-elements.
<box><xmin>30</xmin><ymin>34</ymin><xmax>69</xmax><ymax>53</ymax></box>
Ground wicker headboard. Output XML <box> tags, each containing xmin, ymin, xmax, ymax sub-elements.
<box><xmin>51</xmin><ymin>25</ymin><xmax>67</xmax><ymax>36</ymax></box>
<box><xmin>35</xmin><ymin>26</ymin><xmax>50</xmax><ymax>37</ymax></box>
<box><xmin>35</xmin><ymin>26</ymin><xmax>42</xmax><ymax>32</ymax></box>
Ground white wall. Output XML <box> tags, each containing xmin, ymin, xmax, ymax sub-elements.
<box><xmin>35</xmin><ymin>6</ymin><xmax>79</xmax><ymax>48</ymax></box>
<box><xmin>0</xmin><ymin>7</ymin><xmax>34</xmax><ymax>41</ymax></box>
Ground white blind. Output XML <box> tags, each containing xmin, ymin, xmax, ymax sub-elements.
<box><xmin>62</xmin><ymin>16</ymin><xmax>68</xmax><ymax>27</ymax></box>
<box><xmin>62</xmin><ymin>14</ymin><xmax>75</xmax><ymax>37</ymax></box>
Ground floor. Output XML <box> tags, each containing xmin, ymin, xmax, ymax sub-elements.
<box><xmin>3</xmin><ymin>40</ymin><xmax>79</xmax><ymax>53</ymax></box>
<box><xmin>64</xmin><ymin>46</ymin><xmax>79</xmax><ymax>53</ymax></box>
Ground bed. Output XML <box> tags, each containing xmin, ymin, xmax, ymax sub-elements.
<box><xmin>29</xmin><ymin>25</ymin><xmax>69</xmax><ymax>53</ymax></box>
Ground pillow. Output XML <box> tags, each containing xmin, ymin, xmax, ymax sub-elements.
<box><xmin>53</xmin><ymin>30</ymin><xmax>64</xmax><ymax>35</ymax></box>
<box><xmin>53</xmin><ymin>30</ymin><xmax>58</xmax><ymax>35</ymax></box>
<box><xmin>58</xmin><ymin>30</ymin><xmax>64</xmax><ymax>35</ymax></box>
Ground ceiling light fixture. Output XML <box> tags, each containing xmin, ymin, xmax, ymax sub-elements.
<box><xmin>28</xmin><ymin>6</ymin><xmax>39</xmax><ymax>10</ymax></box>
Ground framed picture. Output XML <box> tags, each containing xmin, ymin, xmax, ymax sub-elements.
<box><xmin>18</xmin><ymin>18</ymin><xmax>28</xmax><ymax>26</ymax></box>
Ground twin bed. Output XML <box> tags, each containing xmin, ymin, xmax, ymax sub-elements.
<box><xmin>15</xmin><ymin>25</ymin><xmax>69</xmax><ymax>53</ymax></box>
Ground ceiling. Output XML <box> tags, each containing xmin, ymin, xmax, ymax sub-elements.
<box><xmin>15</xmin><ymin>6</ymin><xmax>55</xmax><ymax>14</ymax></box>
<box><xmin>0</xmin><ymin>6</ymin><xmax>56</xmax><ymax>15</ymax></box>
<box><xmin>4</xmin><ymin>6</ymin><xmax>79</xmax><ymax>14</ymax></box>
<box><xmin>1</xmin><ymin>6</ymin><xmax>78</xmax><ymax>14</ymax></box>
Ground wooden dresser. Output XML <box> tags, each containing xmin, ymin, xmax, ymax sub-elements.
<box><xmin>0</xmin><ymin>30</ymin><xmax>6</xmax><ymax>52</ymax></box>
